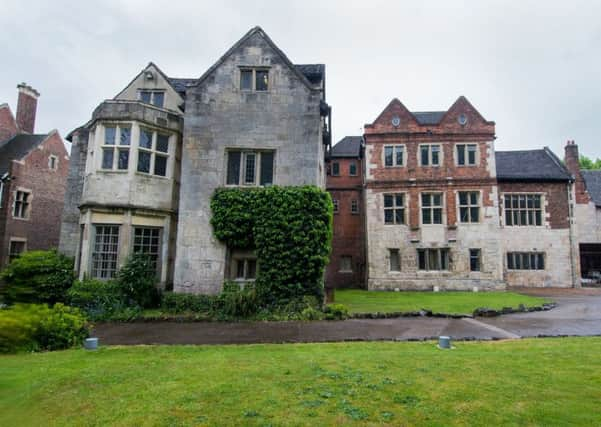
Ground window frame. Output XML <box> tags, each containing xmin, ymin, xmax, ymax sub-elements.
<box><xmin>456</xmin><ymin>143</ymin><xmax>478</xmax><ymax>166</ymax></box>
<box><xmin>503</xmin><ymin>193</ymin><xmax>544</xmax><ymax>227</ymax></box>
<box><xmin>339</xmin><ymin>255</ymin><xmax>353</xmax><ymax>273</ymax></box>
<box><xmin>48</xmin><ymin>154</ymin><xmax>58</xmax><ymax>170</ymax></box>
<box><xmin>225</xmin><ymin>149</ymin><xmax>275</xmax><ymax>187</ymax></box>
<box><xmin>419</xmin><ymin>144</ymin><xmax>442</xmax><ymax>167</ymax></box>
<box><xmin>12</xmin><ymin>189</ymin><xmax>32</xmax><ymax>220</ymax></box>
<box><xmin>351</xmin><ymin>199</ymin><xmax>359</xmax><ymax>214</ymax></box>
<box><xmin>136</xmin><ymin>127</ymin><xmax>171</xmax><ymax>178</ymax></box>
<box><xmin>421</xmin><ymin>192</ymin><xmax>444</xmax><ymax>225</ymax></box>
<box><xmin>458</xmin><ymin>191</ymin><xmax>481</xmax><ymax>224</ymax></box>
<box><xmin>417</xmin><ymin>248</ymin><xmax>450</xmax><ymax>271</ymax></box>
<box><xmin>383</xmin><ymin>144</ymin><xmax>405</xmax><ymax>167</ymax></box>
<box><xmin>333</xmin><ymin>199</ymin><xmax>339</xmax><ymax>214</ymax></box>
<box><xmin>132</xmin><ymin>226</ymin><xmax>163</xmax><ymax>277</ymax></box>
<box><xmin>349</xmin><ymin>162</ymin><xmax>357</xmax><ymax>176</ymax></box>
<box><xmin>138</xmin><ymin>90</ymin><xmax>166</xmax><ymax>108</ymax></box>
<box><xmin>389</xmin><ymin>248</ymin><xmax>401</xmax><ymax>272</ymax></box>
<box><xmin>239</xmin><ymin>67</ymin><xmax>270</xmax><ymax>92</ymax></box>
<box><xmin>383</xmin><ymin>193</ymin><xmax>406</xmax><ymax>225</ymax></box>
<box><xmin>90</xmin><ymin>224</ymin><xmax>120</xmax><ymax>280</ymax></box>
<box><xmin>100</xmin><ymin>124</ymin><xmax>132</xmax><ymax>172</ymax></box>
<box><xmin>8</xmin><ymin>238</ymin><xmax>27</xmax><ymax>263</ymax></box>
<box><xmin>469</xmin><ymin>248</ymin><xmax>481</xmax><ymax>272</ymax></box>
<box><xmin>506</xmin><ymin>252</ymin><xmax>545</xmax><ymax>270</ymax></box>
<box><xmin>331</xmin><ymin>161</ymin><xmax>340</xmax><ymax>176</ymax></box>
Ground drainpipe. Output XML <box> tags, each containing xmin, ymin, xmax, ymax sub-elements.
<box><xmin>567</xmin><ymin>180</ymin><xmax>580</xmax><ymax>288</ymax></box>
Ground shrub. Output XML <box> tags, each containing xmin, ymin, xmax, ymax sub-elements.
<box><xmin>211</xmin><ymin>186</ymin><xmax>332</xmax><ymax>306</ymax></box>
<box><xmin>214</xmin><ymin>282</ymin><xmax>260</xmax><ymax>318</ymax></box>
<box><xmin>161</xmin><ymin>292</ymin><xmax>215</xmax><ymax>314</ymax></box>
<box><xmin>0</xmin><ymin>250</ymin><xmax>74</xmax><ymax>304</ymax></box>
<box><xmin>116</xmin><ymin>253</ymin><xmax>160</xmax><ymax>308</ymax></box>
<box><xmin>0</xmin><ymin>303</ymin><xmax>89</xmax><ymax>353</ymax></box>
<box><xmin>67</xmin><ymin>279</ymin><xmax>131</xmax><ymax>321</ymax></box>
<box><xmin>324</xmin><ymin>304</ymin><xmax>349</xmax><ymax>320</ymax></box>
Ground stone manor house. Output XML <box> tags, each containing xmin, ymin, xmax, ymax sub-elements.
<box><xmin>59</xmin><ymin>26</ymin><xmax>601</xmax><ymax>293</ymax></box>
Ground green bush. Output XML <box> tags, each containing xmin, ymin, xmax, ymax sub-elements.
<box><xmin>161</xmin><ymin>292</ymin><xmax>215</xmax><ymax>314</ymax></box>
<box><xmin>214</xmin><ymin>282</ymin><xmax>260</xmax><ymax>318</ymax></box>
<box><xmin>67</xmin><ymin>278</ymin><xmax>132</xmax><ymax>321</ymax></box>
<box><xmin>211</xmin><ymin>186</ymin><xmax>332</xmax><ymax>306</ymax></box>
<box><xmin>116</xmin><ymin>253</ymin><xmax>160</xmax><ymax>308</ymax></box>
<box><xmin>324</xmin><ymin>303</ymin><xmax>349</xmax><ymax>320</ymax></box>
<box><xmin>0</xmin><ymin>250</ymin><xmax>74</xmax><ymax>304</ymax></box>
<box><xmin>0</xmin><ymin>303</ymin><xmax>89</xmax><ymax>353</ymax></box>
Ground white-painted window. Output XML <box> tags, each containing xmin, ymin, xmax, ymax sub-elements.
<box><xmin>137</xmin><ymin>128</ymin><xmax>170</xmax><ymax>177</ymax></box>
<box><xmin>384</xmin><ymin>193</ymin><xmax>405</xmax><ymax>224</ymax></box>
<box><xmin>504</xmin><ymin>194</ymin><xmax>543</xmax><ymax>226</ymax></box>
<box><xmin>226</xmin><ymin>150</ymin><xmax>274</xmax><ymax>186</ymax></box>
<box><xmin>420</xmin><ymin>144</ymin><xmax>441</xmax><ymax>166</ymax></box>
<box><xmin>384</xmin><ymin>145</ymin><xmax>404</xmax><ymax>167</ymax></box>
<box><xmin>456</xmin><ymin>144</ymin><xmax>478</xmax><ymax>166</ymax></box>
<box><xmin>458</xmin><ymin>191</ymin><xmax>480</xmax><ymax>223</ymax></box>
<box><xmin>13</xmin><ymin>190</ymin><xmax>31</xmax><ymax>219</ymax></box>
<box><xmin>91</xmin><ymin>225</ymin><xmax>120</xmax><ymax>279</ymax></box>
<box><xmin>421</xmin><ymin>193</ymin><xmax>443</xmax><ymax>224</ymax></box>
<box><xmin>101</xmin><ymin>125</ymin><xmax>131</xmax><ymax>171</ymax></box>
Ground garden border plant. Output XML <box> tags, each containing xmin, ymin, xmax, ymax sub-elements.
<box><xmin>211</xmin><ymin>185</ymin><xmax>333</xmax><ymax>307</ymax></box>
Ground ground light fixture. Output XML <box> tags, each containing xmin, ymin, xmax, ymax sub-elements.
<box><xmin>84</xmin><ymin>337</ymin><xmax>99</xmax><ymax>350</ymax></box>
<box><xmin>438</xmin><ymin>336</ymin><xmax>452</xmax><ymax>349</ymax></box>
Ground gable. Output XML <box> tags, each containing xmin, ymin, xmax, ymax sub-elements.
<box><xmin>0</xmin><ymin>104</ymin><xmax>19</xmax><ymax>144</ymax></box>
<box><xmin>114</xmin><ymin>63</ymin><xmax>185</xmax><ymax>113</ymax></box>
<box><xmin>365</xmin><ymin>98</ymin><xmax>420</xmax><ymax>133</ymax></box>
<box><xmin>438</xmin><ymin>96</ymin><xmax>494</xmax><ymax>129</ymax></box>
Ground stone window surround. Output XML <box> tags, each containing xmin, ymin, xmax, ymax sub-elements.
<box><xmin>388</xmin><ymin>248</ymin><xmax>401</xmax><ymax>272</ymax></box>
<box><xmin>238</xmin><ymin>66</ymin><xmax>271</xmax><ymax>92</ymax></box>
<box><xmin>132</xmin><ymin>226</ymin><xmax>163</xmax><ymax>277</ymax></box>
<box><xmin>469</xmin><ymin>248</ymin><xmax>482</xmax><ymax>272</ymax></box>
<box><xmin>48</xmin><ymin>154</ymin><xmax>59</xmax><ymax>170</ymax></box>
<box><xmin>418</xmin><ymin>143</ymin><xmax>442</xmax><ymax>167</ymax></box>
<box><xmin>137</xmin><ymin>127</ymin><xmax>170</xmax><ymax>177</ymax></box>
<box><xmin>417</xmin><ymin>247</ymin><xmax>450</xmax><ymax>271</ymax></box>
<box><xmin>456</xmin><ymin>190</ymin><xmax>482</xmax><ymax>224</ymax></box>
<box><xmin>138</xmin><ymin>89</ymin><xmax>165</xmax><ymax>108</ymax></box>
<box><xmin>8</xmin><ymin>237</ymin><xmax>27</xmax><ymax>263</ymax></box>
<box><xmin>500</xmin><ymin>192</ymin><xmax>547</xmax><ymax>228</ymax></box>
<box><xmin>383</xmin><ymin>144</ymin><xmax>405</xmax><ymax>168</ymax></box>
<box><xmin>229</xmin><ymin>248</ymin><xmax>258</xmax><ymax>282</ymax></box>
<box><xmin>506</xmin><ymin>251</ymin><xmax>546</xmax><ymax>271</ymax></box>
<box><xmin>12</xmin><ymin>187</ymin><xmax>32</xmax><ymax>221</ymax></box>
<box><xmin>90</xmin><ymin>224</ymin><xmax>121</xmax><ymax>280</ymax></box>
<box><xmin>455</xmin><ymin>143</ymin><xmax>479</xmax><ymax>167</ymax></box>
<box><xmin>420</xmin><ymin>192</ymin><xmax>445</xmax><ymax>226</ymax></box>
<box><xmin>94</xmin><ymin>122</ymin><xmax>174</xmax><ymax>180</ymax></box>
<box><xmin>383</xmin><ymin>192</ymin><xmax>406</xmax><ymax>225</ymax></box>
<box><xmin>100</xmin><ymin>124</ymin><xmax>131</xmax><ymax>172</ymax></box>
<box><xmin>224</xmin><ymin>149</ymin><xmax>275</xmax><ymax>187</ymax></box>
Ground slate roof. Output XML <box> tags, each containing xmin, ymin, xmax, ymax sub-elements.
<box><xmin>294</xmin><ymin>64</ymin><xmax>325</xmax><ymax>86</ymax></box>
<box><xmin>0</xmin><ymin>133</ymin><xmax>49</xmax><ymax>175</ymax></box>
<box><xmin>582</xmin><ymin>170</ymin><xmax>601</xmax><ymax>207</ymax></box>
<box><xmin>331</xmin><ymin>136</ymin><xmax>362</xmax><ymax>158</ymax></box>
<box><xmin>495</xmin><ymin>148</ymin><xmax>572</xmax><ymax>182</ymax></box>
<box><xmin>412</xmin><ymin>111</ymin><xmax>446</xmax><ymax>125</ymax></box>
<box><xmin>166</xmin><ymin>77</ymin><xmax>198</xmax><ymax>96</ymax></box>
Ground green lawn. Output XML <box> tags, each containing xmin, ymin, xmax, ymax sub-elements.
<box><xmin>1</xmin><ymin>339</ymin><xmax>600</xmax><ymax>426</ymax></box>
<box><xmin>333</xmin><ymin>289</ymin><xmax>550</xmax><ymax>315</ymax></box>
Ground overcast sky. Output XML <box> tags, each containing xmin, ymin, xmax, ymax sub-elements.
<box><xmin>1</xmin><ymin>1</ymin><xmax>600</xmax><ymax>158</ymax></box>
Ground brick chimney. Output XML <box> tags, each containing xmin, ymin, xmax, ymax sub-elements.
<box><xmin>564</xmin><ymin>140</ymin><xmax>590</xmax><ymax>204</ymax></box>
<box><xmin>16</xmin><ymin>83</ymin><xmax>40</xmax><ymax>134</ymax></box>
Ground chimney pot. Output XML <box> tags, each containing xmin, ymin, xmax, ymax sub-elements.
<box><xmin>16</xmin><ymin>83</ymin><xmax>39</xmax><ymax>134</ymax></box>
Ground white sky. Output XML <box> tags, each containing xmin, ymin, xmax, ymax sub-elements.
<box><xmin>1</xmin><ymin>0</ymin><xmax>600</xmax><ymax>158</ymax></box>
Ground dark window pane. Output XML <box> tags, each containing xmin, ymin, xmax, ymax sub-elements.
<box><xmin>418</xmin><ymin>250</ymin><xmax>426</xmax><ymax>270</ymax></box>
<box><xmin>433</xmin><ymin>194</ymin><xmax>441</xmax><ymax>206</ymax></box>
<box><xmin>467</xmin><ymin>145</ymin><xmax>477</xmax><ymax>164</ymax></box>
<box><xmin>156</xmin><ymin>134</ymin><xmax>169</xmax><ymax>153</ymax></box>
<box><xmin>460</xmin><ymin>207</ymin><xmax>469</xmax><ymax>222</ymax></box>
<box><xmin>117</xmin><ymin>149</ymin><xmax>129</xmax><ymax>170</ymax></box>
<box><xmin>395</xmin><ymin>194</ymin><xmax>403</xmax><ymax>207</ymax></box>
<box><xmin>505</xmin><ymin>210</ymin><xmax>512</xmax><ymax>226</ymax></box>
<box><xmin>433</xmin><ymin>208</ymin><xmax>442</xmax><ymax>224</ymax></box>
<box><xmin>470</xmin><ymin>207</ymin><xmax>479</xmax><ymax>222</ymax></box>
<box><xmin>384</xmin><ymin>209</ymin><xmax>394</xmax><ymax>224</ymax></box>
<box><xmin>538</xmin><ymin>253</ymin><xmax>545</xmax><ymax>270</ymax></box>
<box><xmin>332</xmin><ymin>162</ymin><xmax>340</xmax><ymax>176</ymax></box>
<box><xmin>227</xmin><ymin>151</ymin><xmax>241</xmax><ymax>185</ymax></box>
<box><xmin>119</xmin><ymin>127</ymin><xmax>131</xmax><ymax>145</ymax></box>
<box><xmin>152</xmin><ymin>92</ymin><xmax>164</xmax><ymax>108</ymax></box>
<box><xmin>105</xmin><ymin>126</ymin><xmax>116</xmax><ymax>145</ymax></box>
<box><xmin>470</xmin><ymin>192</ymin><xmax>478</xmax><ymax>205</ymax></box>
<box><xmin>236</xmin><ymin>260</ymin><xmax>245</xmax><ymax>278</ymax></box>
<box><xmin>140</xmin><ymin>91</ymin><xmax>152</xmax><ymax>104</ymax></box>
<box><xmin>470</xmin><ymin>249</ymin><xmax>481</xmax><ymax>272</ymax></box>
<box><xmin>421</xmin><ymin>146</ymin><xmax>429</xmax><ymax>166</ymax></box>
<box><xmin>139</xmin><ymin>129</ymin><xmax>153</xmax><ymax>149</ymax></box>
<box><xmin>349</xmin><ymin>163</ymin><xmax>357</xmax><ymax>175</ymax></box>
<box><xmin>395</xmin><ymin>146</ymin><xmax>403</xmax><ymax>165</ymax></box>
<box><xmin>535</xmin><ymin>211</ymin><xmax>542</xmax><ymax>226</ymax></box>
<box><xmin>534</xmin><ymin>195</ymin><xmax>541</xmax><ymax>209</ymax></box>
<box><xmin>260</xmin><ymin>152</ymin><xmax>274</xmax><ymax>185</ymax></box>
<box><xmin>395</xmin><ymin>208</ymin><xmax>404</xmax><ymax>224</ymax></box>
<box><xmin>245</xmin><ymin>153</ymin><xmax>256</xmax><ymax>184</ymax></box>
<box><xmin>431</xmin><ymin>146</ymin><xmax>440</xmax><ymax>165</ymax></box>
<box><xmin>423</xmin><ymin>208</ymin><xmax>431</xmax><ymax>224</ymax></box>
<box><xmin>137</xmin><ymin>150</ymin><xmax>151</xmax><ymax>173</ymax></box>
<box><xmin>154</xmin><ymin>155</ymin><xmax>167</xmax><ymax>176</ymax></box>
<box><xmin>385</xmin><ymin>146</ymin><xmax>393</xmax><ymax>166</ymax></box>
<box><xmin>247</xmin><ymin>260</ymin><xmax>257</xmax><ymax>279</ymax></box>
<box><xmin>240</xmin><ymin>70</ymin><xmax>252</xmax><ymax>90</ymax></box>
<box><xmin>441</xmin><ymin>250</ymin><xmax>449</xmax><ymax>270</ymax></box>
<box><xmin>422</xmin><ymin>194</ymin><xmax>431</xmax><ymax>207</ymax></box>
<box><xmin>102</xmin><ymin>149</ymin><xmax>114</xmax><ymax>169</ymax></box>
<box><xmin>457</xmin><ymin>145</ymin><xmax>465</xmax><ymax>165</ymax></box>
<box><xmin>459</xmin><ymin>192</ymin><xmax>468</xmax><ymax>205</ymax></box>
<box><xmin>507</xmin><ymin>253</ymin><xmax>514</xmax><ymax>269</ymax></box>
<box><xmin>384</xmin><ymin>194</ymin><xmax>393</xmax><ymax>208</ymax></box>
<box><xmin>255</xmin><ymin>70</ymin><xmax>268</xmax><ymax>91</ymax></box>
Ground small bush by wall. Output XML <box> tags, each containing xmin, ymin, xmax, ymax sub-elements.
<box><xmin>211</xmin><ymin>186</ymin><xmax>333</xmax><ymax>306</ymax></box>
<box><xmin>116</xmin><ymin>253</ymin><xmax>160</xmax><ymax>308</ymax></box>
<box><xmin>67</xmin><ymin>279</ymin><xmax>133</xmax><ymax>321</ymax></box>
<box><xmin>0</xmin><ymin>303</ymin><xmax>89</xmax><ymax>353</ymax></box>
<box><xmin>0</xmin><ymin>250</ymin><xmax>74</xmax><ymax>304</ymax></box>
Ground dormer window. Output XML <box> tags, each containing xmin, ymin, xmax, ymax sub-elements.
<box><xmin>240</xmin><ymin>68</ymin><xmax>269</xmax><ymax>92</ymax></box>
<box><xmin>139</xmin><ymin>90</ymin><xmax>165</xmax><ymax>108</ymax></box>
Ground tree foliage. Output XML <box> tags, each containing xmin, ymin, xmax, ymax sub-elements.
<box><xmin>211</xmin><ymin>186</ymin><xmax>333</xmax><ymax>305</ymax></box>
<box><xmin>579</xmin><ymin>155</ymin><xmax>601</xmax><ymax>170</ymax></box>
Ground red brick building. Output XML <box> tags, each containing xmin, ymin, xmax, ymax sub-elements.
<box><xmin>0</xmin><ymin>84</ymin><xmax>69</xmax><ymax>266</ymax></box>
<box><xmin>326</xmin><ymin>136</ymin><xmax>365</xmax><ymax>288</ymax></box>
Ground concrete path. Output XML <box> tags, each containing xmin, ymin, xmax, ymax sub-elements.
<box><xmin>92</xmin><ymin>288</ymin><xmax>601</xmax><ymax>345</ymax></box>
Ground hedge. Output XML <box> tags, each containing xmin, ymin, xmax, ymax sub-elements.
<box><xmin>211</xmin><ymin>186</ymin><xmax>332</xmax><ymax>305</ymax></box>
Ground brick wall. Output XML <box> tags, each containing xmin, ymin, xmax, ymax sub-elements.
<box><xmin>0</xmin><ymin>132</ymin><xmax>69</xmax><ymax>265</ymax></box>
<box><xmin>0</xmin><ymin>105</ymin><xmax>18</xmax><ymax>143</ymax></box>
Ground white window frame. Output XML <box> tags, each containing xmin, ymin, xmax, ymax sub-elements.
<box><xmin>100</xmin><ymin>124</ymin><xmax>132</xmax><ymax>172</ymax></box>
<box><xmin>136</xmin><ymin>128</ymin><xmax>171</xmax><ymax>178</ymax></box>
<box><xmin>421</xmin><ymin>192</ymin><xmax>444</xmax><ymax>225</ymax></box>
<box><xmin>225</xmin><ymin>149</ymin><xmax>275</xmax><ymax>187</ymax></box>
<box><xmin>507</xmin><ymin>252</ymin><xmax>545</xmax><ymax>270</ymax></box>
<box><xmin>502</xmin><ymin>193</ymin><xmax>544</xmax><ymax>227</ymax></box>
<box><xmin>456</xmin><ymin>143</ymin><xmax>478</xmax><ymax>166</ymax></box>
<box><xmin>457</xmin><ymin>191</ymin><xmax>481</xmax><ymax>224</ymax></box>
<box><xmin>383</xmin><ymin>193</ymin><xmax>406</xmax><ymax>225</ymax></box>
<box><xmin>12</xmin><ymin>188</ymin><xmax>32</xmax><ymax>220</ymax></box>
<box><xmin>419</xmin><ymin>144</ymin><xmax>442</xmax><ymax>167</ymax></box>
<box><xmin>90</xmin><ymin>224</ymin><xmax>120</xmax><ymax>280</ymax></box>
<box><xmin>383</xmin><ymin>145</ymin><xmax>405</xmax><ymax>167</ymax></box>
<box><xmin>239</xmin><ymin>67</ymin><xmax>270</xmax><ymax>92</ymax></box>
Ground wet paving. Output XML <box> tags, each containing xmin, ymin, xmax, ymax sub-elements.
<box><xmin>93</xmin><ymin>289</ymin><xmax>601</xmax><ymax>345</ymax></box>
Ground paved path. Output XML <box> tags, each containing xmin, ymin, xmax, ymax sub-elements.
<box><xmin>92</xmin><ymin>289</ymin><xmax>601</xmax><ymax>345</ymax></box>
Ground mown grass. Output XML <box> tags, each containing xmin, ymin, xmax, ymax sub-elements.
<box><xmin>334</xmin><ymin>289</ymin><xmax>550</xmax><ymax>315</ymax></box>
<box><xmin>1</xmin><ymin>338</ymin><xmax>600</xmax><ymax>426</ymax></box>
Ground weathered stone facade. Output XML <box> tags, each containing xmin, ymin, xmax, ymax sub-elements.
<box><xmin>59</xmin><ymin>27</ymin><xmax>329</xmax><ymax>293</ymax></box>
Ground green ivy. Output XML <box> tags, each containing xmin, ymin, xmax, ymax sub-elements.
<box><xmin>211</xmin><ymin>186</ymin><xmax>333</xmax><ymax>305</ymax></box>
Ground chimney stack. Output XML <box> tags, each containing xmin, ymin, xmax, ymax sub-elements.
<box><xmin>564</xmin><ymin>139</ymin><xmax>590</xmax><ymax>204</ymax></box>
<box><xmin>16</xmin><ymin>83</ymin><xmax>39</xmax><ymax>134</ymax></box>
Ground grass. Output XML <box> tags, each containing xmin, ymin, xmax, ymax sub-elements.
<box><xmin>333</xmin><ymin>289</ymin><xmax>550</xmax><ymax>315</ymax></box>
<box><xmin>1</xmin><ymin>338</ymin><xmax>600</xmax><ymax>426</ymax></box>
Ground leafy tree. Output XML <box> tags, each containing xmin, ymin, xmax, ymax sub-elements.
<box><xmin>579</xmin><ymin>155</ymin><xmax>601</xmax><ymax>170</ymax></box>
